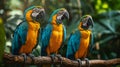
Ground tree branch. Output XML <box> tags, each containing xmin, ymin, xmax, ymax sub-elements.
<box><xmin>3</xmin><ymin>52</ymin><xmax>120</xmax><ymax>67</ymax></box>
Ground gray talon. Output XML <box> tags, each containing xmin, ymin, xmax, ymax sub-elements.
<box><xmin>21</xmin><ymin>53</ymin><xmax>27</xmax><ymax>63</ymax></box>
<box><xmin>84</xmin><ymin>58</ymin><xmax>90</xmax><ymax>67</ymax></box>
<box><xmin>28</xmin><ymin>53</ymin><xmax>35</xmax><ymax>63</ymax></box>
<box><xmin>56</xmin><ymin>54</ymin><xmax>63</xmax><ymax>67</ymax></box>
<box><xmin>50</xmin><ymin>55</ymin><xmax>55</xmax><ymax>64</ymax></box>
<box><xmin>77</xmin><ymin>59</ymin><xmax>82</xmax><ymax>67</ymax></box>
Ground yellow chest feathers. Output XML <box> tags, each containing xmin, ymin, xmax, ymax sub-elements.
<box><xmin>79</xmin><ymin>26</ymin><xmax>91</xmax><ymax>48</ymax></box>
<box><xmin>51</xmin><ymin>24</ymin><xmax>63</xmax><ymax>44</ymax></box>
<box><xmin>19</xmin><ymin>22</ymin><xmax>40</xmax><ymax>54</ymax></box>
<box><xmin>47</xmin><ymin>24</ymin><xmax>63</xmax><ymax>54</ymax></box>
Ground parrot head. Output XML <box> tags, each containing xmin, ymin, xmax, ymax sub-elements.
<box><xmin>24</xmin><ymin>6</ymin><xmax>45</xmax><ymax>23</ymax></box>
<box><xmin>80</xmin><ymin>15</ymin><xmax>94</xmax><ymax>29</ymax></box>
<box><xmin>49</xmin><ymin>8</ymin><xmax>69</xmax><ymax>24</ymax></box>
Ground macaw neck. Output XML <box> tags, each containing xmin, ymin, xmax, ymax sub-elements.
<box><xmin>51</xmin><ymin>14</ymin><xmax>60</xmax><ymax>25</ymax></box>
<box><xmin>78</xmin><ymin>22</ymin><xmax>83</xmax><ymax>31</ymax></box>
<box><xmin>25</xmin><ymin>10</ymin><xmax>40</xmax><ymax>29</ymax></box>
<box><xmin>25</xmin><ymin>10</ymin><xmax>33</xmax><ymax>22</ymax></box>
<box><xmin>28</xmin><ymin>22</ymin><xmax>40</xmax><ymax>31</ymax></box>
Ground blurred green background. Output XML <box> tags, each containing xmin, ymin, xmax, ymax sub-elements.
<box><xmin>0</xmin><ymin>0</ymin><xmax>120</xmax><ymax>67</ymax></box>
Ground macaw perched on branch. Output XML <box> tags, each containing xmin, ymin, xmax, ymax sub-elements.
<box><xmin>41</xmin><ymin>8</ymin><xmax>69</xmax><ymax>66</ymax></box>
<box><xmin>11</xmin><ymin>6</ymin><xmax>45</xmax><ymax>62</ymax></box>
<box><xmin>66</xmin><ymin>15</ymin><xmax>94</xmax><ymax>67</ymax></box>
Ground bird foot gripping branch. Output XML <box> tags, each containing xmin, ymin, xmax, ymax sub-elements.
<box><xmin>77</xmin><ymin>59</ymin><xmax>82</xmax><ymax>67</ymax></box>
<box><xmin>76</xmin><ymin>58</ymin><xmax>90</xmax><ymax>67</ymax></box>
<box><xmin>84</xmin><ymin>58</ymin><xmax>90</xmax><ymax>67</ymax></box>
<box><xmin>49</xmin><ymin>54</ymin><xmax>63</xmax><ymax>67</ymax></box>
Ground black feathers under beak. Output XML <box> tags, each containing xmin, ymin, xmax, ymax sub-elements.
<box><xmin>63</xmin><ymin>10</ymin><xmax>69</xmax><ymax>20</ymax></box>
<box><xmin>87</xmin><ymin>17</ymin><xmax>94</xmax><ymax>28</ymax></box>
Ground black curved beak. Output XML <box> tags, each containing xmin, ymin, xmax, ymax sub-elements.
<box><xmin>87</xmin><ymin>17</ymin><xmax>94</xmax><ymax>28</ymax></box>
<box><xmin>63</xmin><ymin>10</ymin><xmax>69</xmax><ymax>20</ymax></box>
<box><xmin>82</xmin><ymin>15</ymin><xmax>94</xmax><ymax>29</ymax></box>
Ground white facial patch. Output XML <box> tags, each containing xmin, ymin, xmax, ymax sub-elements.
<box><xmin>32</xmin><ymin>12</ymin><xmax>39</xmax><ymax>17</ymax></box>
<box><xmin>57</xmin><ymin>15</ymin><xmax>63</xmax><ymax>20</ymax></box>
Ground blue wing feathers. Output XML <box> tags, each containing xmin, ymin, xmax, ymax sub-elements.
<box><xmin>66</xmin><ymin>30</ymin><xmax>81</xmax><ymax>59</ymax></box>
<box><xmin>41</xmin><ymin>24</ymin><xmax>52</xmax><ymax>56</ymax></box>
<box><xmin>12</xmin><ymin>22</ymin><xmax>28</xmax><ymax>55</ymax></box>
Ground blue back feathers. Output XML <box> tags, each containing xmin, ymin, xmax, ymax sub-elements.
<box><xmin>66</xmin><ymin>30</ymin><xmax>81</xmax><ymax>60</ymax></box>
<box><xmin>12</xmin><ymin>22</ymin><xmax>28</xmax><ymax>55</ymax></box>
<box><xmin>41</xmin><ymin>24</ymin><xmax>52</xmax><ymax>56</ymax></box>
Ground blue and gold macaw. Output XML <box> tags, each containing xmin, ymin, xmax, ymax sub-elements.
<box><xmin>41</xmin><ymin>8</ymin><xmax>69</xmax><ymax>66</ymax></box>
<box><xmin>66</xmin><ymin>15</ymin><xmax>94</xmax><ymax>67</ymax></box>
<box><xmin>11</xmin><ymin>6</ymin><xmax>45</xmax><ymax>61</ymax></box>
